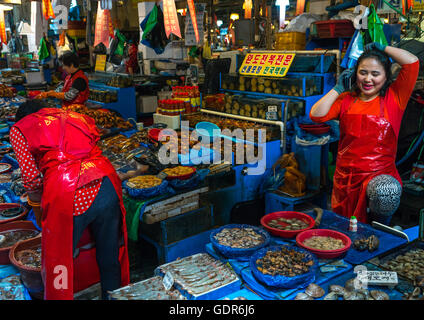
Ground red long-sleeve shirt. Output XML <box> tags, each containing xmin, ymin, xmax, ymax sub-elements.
<box><xmin>9</xmin><ymin>126</ymin><xmax>102</xmax><ymax>216</ymax></box>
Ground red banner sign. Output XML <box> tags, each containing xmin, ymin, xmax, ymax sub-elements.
<box><xmin>163</xmin><ymin>0</ymin><xmax>181</xmax><ymax>38</ymax></box>
<box><xmin>0</xmin><ymin>11</ymin><xmax>6</xmax><ymax>45</ymax></box>
<box><xmin>187</xmin><ymin>0</ymin><xmax>199</xmax><ymax>43</ymax></box>
<box><xmin>244</xmin><ymin>0</ymin><xmax>252</xmax><ymax>19</ymax></box>
<box><xmin>42</xmin><ymin>0</ymin><xmax>55</xmax><ymax>20</ymax></box>
<box><xmin>94</xmin><ymin>1</ymin><xmax>113</xmax><ymax>47</ymax></box>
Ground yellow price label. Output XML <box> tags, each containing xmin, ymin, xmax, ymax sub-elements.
<box><xmin>239</xmin><ymin>53</ymin><xmax>296</xmax><ymax>77</ymax></box>
<box><xmin>95</xmin><ymin>54</ymin><xmax>107</xmax><ymax>72</ymax></box>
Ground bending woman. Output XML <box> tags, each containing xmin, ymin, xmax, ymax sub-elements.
<box><xmin>310</xmin><ymin>43</ymin><xmax>419</xmax><ymax>224</ymax></box>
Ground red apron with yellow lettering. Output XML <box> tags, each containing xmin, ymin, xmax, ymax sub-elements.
<box><xmin>331</xmin><ymin>94</ymin><xmax>401</xmax><ymax>224</ymax></box>
<box><xmin>13</xmin><ymin>108</ymin><xmax>129</xmax><ymax>300</ymax></box>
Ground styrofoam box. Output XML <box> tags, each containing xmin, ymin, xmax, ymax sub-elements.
<box><xmin>153</xmin><ymin>113</ymin><xmax>180</xmax><ymax>129</ymax></box>
<box><xmin>137</xmin><ymin>95</ymin><xmax>158</xmax><ymax>114</ymax></box>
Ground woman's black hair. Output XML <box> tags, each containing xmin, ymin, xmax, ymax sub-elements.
<box><xmin>15</xmin><ymin>100</ymin><xmax>46</xmax><ymax>122</ymax></box>
<box><xmin>351</xmin><ymin>48</ymin><xmax>393</xmax><ymax>97</ymax></box>
<box><xmin>59</xmin><ymin>51</ymin><xmax>80</xmax><ymax>68</ymax></box>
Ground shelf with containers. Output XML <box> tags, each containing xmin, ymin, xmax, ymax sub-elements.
<box><xmin>219</xmin><ymin>50</ymin><xmax>340</xmax><ymax>120</ymax></box>
<box><xmin>87</xmin><ymin>72</ymin><xmax>137</xmax><ymax>120</ymax></box>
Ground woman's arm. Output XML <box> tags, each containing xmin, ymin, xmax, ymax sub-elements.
<box><xmin>366</xmin><ymin>42</ymin><xmax>418</xmax><ymax>65</ymax></box>
<box><xmin>310</xmin><ymin>68</ymin><xmax>354</xmax><ymax>118</ymax></box>
<box><xmin>310</xmin><ymin>89</ymin><xmax>341</xmax><ymax>118</ymax></box>
<box><xmin>384</xmin><ymin>46</ymin><xmax>418</xmax><ymax>66</ymax></box>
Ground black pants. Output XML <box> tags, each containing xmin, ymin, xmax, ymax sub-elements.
<box><xmin>72</xmin><ymin>176</ymin><xmax>122</xmax><ymax>300</ymax></box>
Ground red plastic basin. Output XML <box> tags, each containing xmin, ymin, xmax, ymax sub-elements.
<box><xmin>296</xmin><ymin>229</ymin><xmax>352</xmax><ymax>259</ymax></box>
<box><xmin>299</xmin><ymin>124</ymin><xmax>330</xmax><ymax>135</ymax></box>
<box><xmin>261</xmin><ymin>211</ymin><xmax>315</xmax><ymax>238</ymax></box>
<box><xmin>148</xmin><ymin>128</ymin><xmax>162</xmax><ymax>142</ymax></box>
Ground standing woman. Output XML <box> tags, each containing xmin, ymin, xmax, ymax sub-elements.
<box><xmin>36</xmin><ymin>51</ymin><xmax>90</xmax><ymax>108</ymax></box>
<box><xmin>9</xmin><ymin>100</ymin><xmax>134</xmax><ymax>299</ymax></box>
<box><xmin>310</xmin><ymin>43</ymin><xmax>419</xmax><ymax>224</ymax></box>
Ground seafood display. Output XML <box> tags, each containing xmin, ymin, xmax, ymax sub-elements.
<box><xmin>380</xmin><ymin>249</ymin><xmax>424</xmax><ymax>281</ymax></box>
<box><xmin>295</xmin><ymin>283</ymin><xmax>325</xmax><ymax>300</ymax></box>
<box><xmin>213</xmin><ymin>227</ymin><xmax>265</xmax><ymax>249</ymax></box>
<box><xmin>15</xmin><ymin>246</ymin><xmax>42</xmax><ymax>269</ymax></box>
<box><xmin>100</xmin><ymin>134</ymin><xmax>140</xmax><ymax>154</ymax></box>
<box><xmin>89</xmin><ymin>89</ymin><xmax>118</xmax><ymax>103</ymax></box>
<box><xmin>183</xmin><ymin>113</ymin><xmax>279</xmax><ymax>142</ymax></box>
<box><xmin>0</xmin><ymin>230</ymin><xmax>39</xmax><ymax>248</ymax></box>
<box><xmin>108</xmin><ymin>276</ymin><xmax>186</xmax><ymax>300</ymax></box>
<box><xmin>0</xmin><ymin>84</ymin><xmax>16</xmax><ymax>98</ymax></box>
<box><xmin>402</xmin><ymin>287</ymin><xmax>424</xmax><ymax>300</ymax></box>
<box><xmin>256</xmin><ymin>247</ymin><xmax>314</xmax><ymax>277</ymax></box>
<box><xmin>107</xmin><ymin>75</ymin><xmax>133</xmax><ymax>88</ymax></box>
<box><xmin>157</xmin><ymin>254</ymin><xmax>239</xmax><ymax>297</ymax></box>
<box><xmin>302</xmin><ymin>236</ymin><xmax>345</xmax><ymax>251</ymax></box>
<box><xmin>0</xmin><ymin>105</ymin><xmax>19</xmax><ymax>120</ymax></box>
<box><xmin>127</xmin><ymin>175</ymin><xmax>162</xmax><ymax>189</ymax></box>
<box><xmin>0</xmin><ymin>275</ymin><xmax>26</xmax><ymax>300</ymax></box>
<box><xmin>353</xmin><ymin>235</ymin><xmax>380</xmax><ymax>252</ymax></box>
<box><xmin>162</xmin><ymin>166</ymin><xmax>195</xmax><ymax>178</ymax></box>
<box><xmin>267</xmin><ymin>217</ymin><xmax>310</xmax><ymax>231</ymax></box>
<box><xmin>64</xmin><ymin>104</ymin><xmax>133</xmax><ymax>130</ymax></box>
<box><xmin>319</xmin><ymin>279</ymin><xmax>391</xmax><ymax>300</ymax></box>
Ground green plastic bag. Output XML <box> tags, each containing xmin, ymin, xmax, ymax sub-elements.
<box><xmin>141</xmin><ymin>4</ymin><xmax>158</xmax><ymax>41</ymax></box>
<box><xmin>114</xmin><ymin>29</ymin><xmax>126</xmax><ymax>56</ymax></box>
<box><xmin>38</xmin><ymin>37</ymin><xmax>50</xmax><ymax>61</ymax></box>
<box><xmin>367</xmin><ymin>4</ymin><xmax>388</xmax><ymax>46</ymax></box>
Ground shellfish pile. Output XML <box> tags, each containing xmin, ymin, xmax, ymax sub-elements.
<box><xmin>214</xmin><ymin>227</ymin><xmax>265</xmax><ymax>249</ymax></box>
<box><xmin>256</xmin><ymin>247</ymin><xmax>314</xmax><ymax>277</ymax></box>
<box><xmin>0</xmin><ymin>230</ymin><xmax>39</xmax><ymax>249</ymax></box>
<box><xmin>381</xmin><ymin>249</ymin><xmax>424</xmax><ymax>281</ymax></box>
<box><xmin>157</xmin><ymin>253</ymin><xmax>239</xmax><ymax>297</ymax></box>
<box><xmin>267</xmin><ymin>217</ymin><xmax>309</xmax><ymax>231</ymax></box>
<box><xmin>296</xmin><ymin>279</ymin><xmax>390</xmax><ymax>300</ymax></box>
<box><xmin>302</xmin><ymin>236</ymin><xmax>345</xmax><ymax>251</ymax></box>
<box><xmin>353</xmin><ymin>235</ymin><xmax>380</xmax><ymax>252</ymax></box>
<box><xmin>108</xmin><ymin>276</ymin><xmax>186</xmax><ymax>300</ymax></box>
<box><xmin>15</xmin><ymin>246</ymin><xmax>41</xmax><ymax>269</ymax></box>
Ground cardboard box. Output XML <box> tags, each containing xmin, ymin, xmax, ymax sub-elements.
<box><xmin>137</xmin><ymin>95</ymin><xmax>158</xmax><ymax>114</ymax></box>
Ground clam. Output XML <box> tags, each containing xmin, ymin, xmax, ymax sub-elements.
<box><xmin>370</xmin><ymin>290</ymin><xmax>390</xmax><ymax>300</ymax></box>
<box><xmin>323</xmin><ymin>292</ymin><xmax>338</xmax><ymax>300</ymax></box>
<box><xmin>368</xmin><ymin>235</ymin><xmax>380</xmax><ymax>252</ymax></box>
<box><xmin>305</xmin><ymin>283</ymin><xmax>325</xmax><ymax>298</ymax></box>
<box><xmin>343</xmin><ymin>290</ymin><xmax>363</xmax><ymax>300</ymax></box>
<box><xmin>344</xmin><ymin>278</ymin><xmax>356</xmax><ymax>292</ymax></box>
<box><xmin>329</xmin><ymin>285</ymin><xmax>346</xmax><ymax>296</ymax></box>
<box><xmin>295</xmin><ymin>292</ymin><xmax>314</xmax><ymax>300</ymax></box>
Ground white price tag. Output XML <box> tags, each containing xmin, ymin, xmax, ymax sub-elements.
<box><xmin>163</xmin><ymin>271</ymin><xmax>174</xmax><ymax>291</ymax></box>
<box><xmin>357</xmin><ymin>270</ymin><xmax>398</xmax><ymax>286</ymax></box>
<box><xmin>266</xmin><ymin>111</ymin><xmax>278</xmax><ymax>121</ymax></box>
<box><xmin>268</xmin><ymin>105</ymin><xmax>278</xmax><ymax>112</ymax></box>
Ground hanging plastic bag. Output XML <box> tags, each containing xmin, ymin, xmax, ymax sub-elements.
<box><xmin>341</xmin><ymin>29</ymin><xmax>365</xmax><ymax>69</ymax></box>
<box><xmin>140</xmin><ymin>4</ymin><xmax>170</xmax><ymax>54</ymax></box>
<box><xmin>367</xmin><ymin>4</ymin><xmax>388</xmax><ymax>46</ymax></box>
<box><xmin>113</xmin><ymin>29</ymin><xmax>126</xmax><ymax>56</ymax></box>
<box><xmin>38</xmin><ymin>37</ymin><xmax>50</xmax><ymax>61</ymax></box>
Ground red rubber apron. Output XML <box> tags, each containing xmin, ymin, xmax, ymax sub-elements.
<box><xmin>331</xmin><ymin>94</ymin><xmax>401</xmax><ymax>224</ymax></box>
<box><xmin>14</xmin><ymin>108</ymin><xmax>129</xmax><ymax>299</ymax></box>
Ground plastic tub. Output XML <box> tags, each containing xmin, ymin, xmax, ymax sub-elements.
<box><xmin>0</xmin><ymin>221</ymin><xmax>39</xmax><ymax>264</ymax></box>
<box><xmin>296</xmin><ymin>229</ymin><xmax>352</xmax><ymax>259</ymax></box>
<box><xmin>9</xmin><ymin>236</ymin><xmax>43</xmax><ymax>300</ymax></box>
<box><xmin>261</xmin><ymin>211</ymin><xmax>315</xmax><ymax>238</ymax></box>
<box><xmin>299</xmin><ymin>123</ymin><xmax>331</xmax><ymax>135</ymax></box>
<box><xmin>0</xmin><ymin>203</ymin><xmax>29</xmax><ymax>225</ymax></box>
